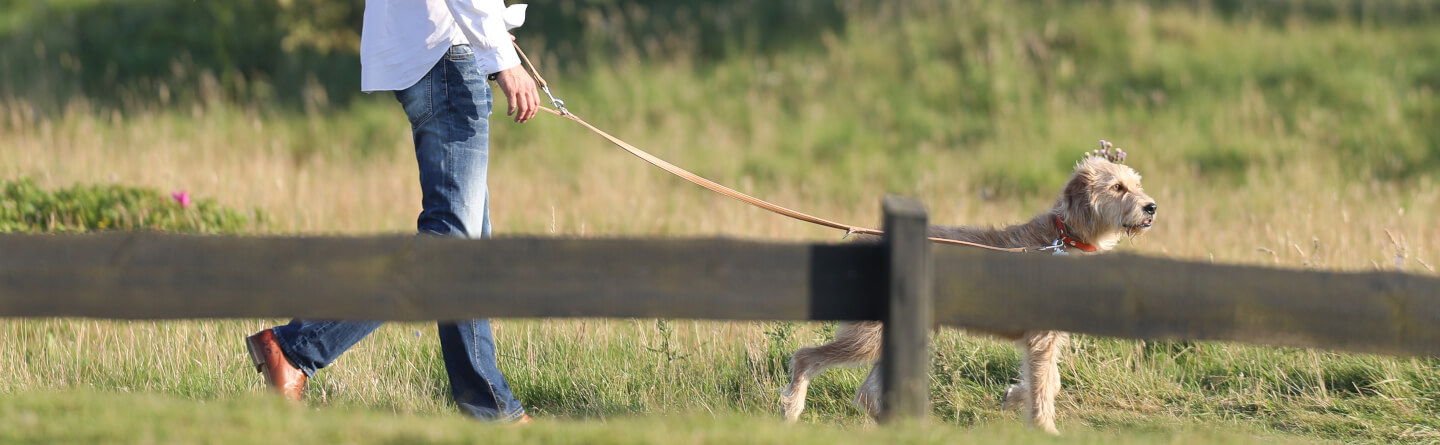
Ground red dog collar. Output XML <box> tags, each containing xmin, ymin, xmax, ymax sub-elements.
<box><xmin>1053</xmin><ymin>215</ymin><xmax>1098</xmax><ymax>252</ymax></box>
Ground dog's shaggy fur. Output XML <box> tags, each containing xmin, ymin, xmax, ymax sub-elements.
<box><xmin>780</xmin><ymin>156</ymin><xmax>1156</xmax><ymax>434</ymax></box>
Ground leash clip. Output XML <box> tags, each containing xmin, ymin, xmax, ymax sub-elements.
<box><xmin>1038</xmin><ymin>238</ymin><xmax>1069</xmax><ymax>256</ymax></box>
<box><xmin>541</xmin><ymin>85</ymin><xmax>569</xmax><ymax>115</ymax></box>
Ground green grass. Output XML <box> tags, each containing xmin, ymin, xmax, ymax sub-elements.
<box><xmin>2</xmin><ymin>390</ymin><xmax>1323</xmax><ymax>445</ymax></box>
<box><xmin>3</xmin><ymin>319</ymin><xmax>1438</xmax><ymax>443</ymax></box>
<box><xmin>3</xmin><ymin>0</ymin><xmax>1440</xmax><ymax>443</ymax></box>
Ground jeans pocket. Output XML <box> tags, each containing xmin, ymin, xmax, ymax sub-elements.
<box><xmin>394</xmin><ymin>70</ymin><xmax>434</xmax><ymax>128</ymax></box>
<box><xmin>446</xmin><ymin>44</ymin><xmax>474</xmax><ymax>61</ymax></box>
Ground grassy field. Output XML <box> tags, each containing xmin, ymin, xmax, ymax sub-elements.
<box><xmin>2</xmin><ymin>391</ymin><xmax>1325</xmax><ymax>445</ymax></box>
<box><xmin>3</xmin><ymin>0</ymin><xmax>1440</xmax><ymax>443</ymax></box>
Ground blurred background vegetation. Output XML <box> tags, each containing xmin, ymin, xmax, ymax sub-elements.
<box><xmin>4</xmin><ymin>2</ymin><xmax>1440</xmax><ymax>442</ymax></box>
<box><xmin>4</xmin><ymin>0</ymin><xmax>1438</xmax><ymax>110</ymax></box>
<box><xmin>3</xmin><ymin>0</ymin><xmax>1438</xmax><ymax>196</ymax></box>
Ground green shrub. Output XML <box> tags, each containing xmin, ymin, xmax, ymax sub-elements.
<box><xmin>0</xmin><ymin>178</ymin><xmax>262</xmax><ymax>234</ymax></box>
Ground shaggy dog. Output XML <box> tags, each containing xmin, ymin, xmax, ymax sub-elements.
<box><xmin>780</xmin><ymin>147</ymin><xmax>1156</xmax><ymax>434</ymax></box>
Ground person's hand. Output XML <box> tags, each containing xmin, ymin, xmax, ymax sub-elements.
<box><xmin>494</xmin><ymin>65</ymin><xmax>538</xmax><ymax>123</ymax></box>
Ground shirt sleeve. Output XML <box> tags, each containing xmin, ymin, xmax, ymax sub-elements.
<box><xmin>444</xmin><ymin>0</ymin><xmax>524</xmax><ymax>74</ymax></box>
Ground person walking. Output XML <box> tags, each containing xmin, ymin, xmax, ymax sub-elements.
<box><xmin>245</xmin><ymin>0</ymin><xmax>540</xmax><ymax>423</ymax></box>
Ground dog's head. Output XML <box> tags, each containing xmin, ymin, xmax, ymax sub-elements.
<box><xmin>1054</xmin><ymin>151</ymin><xmax>1156</xmax><ymax>250</ymax></box>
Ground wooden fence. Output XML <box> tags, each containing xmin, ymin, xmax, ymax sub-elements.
<box><xmin>2</xmin><ymin>195</ymin><xmax>1439</xmax><ymax>423</ymax></box>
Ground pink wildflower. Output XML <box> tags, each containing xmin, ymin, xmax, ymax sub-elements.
<box><xmin>171</xmin><ymin>191</ymin><xmax>192</xmax><ymax>208</ymax></box>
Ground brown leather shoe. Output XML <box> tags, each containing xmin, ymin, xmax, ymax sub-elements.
<box><xmin>514</xmin><ymin>414</ymin><xmax>534</xmax><ymax>425</ymax></box>
<box><xmin>246</xmin><ymin>329</ymin><xmax>306</xmax><ymax>401</ymax></box>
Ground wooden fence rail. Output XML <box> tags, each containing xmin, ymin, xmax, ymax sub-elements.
<box><xmin>0</xmin><ymin>228</ymin><xmax>888</xmax><ymax>322</ymax></box>
<box><xmin>3</xmin><ymin>195</ymin><xmax>1440</xmax><ymax>422</ymax></box>
<box><xmin>931</xmin><ymin>249</ymin><xmax>1440</xmax><ymax>358</ymax></box>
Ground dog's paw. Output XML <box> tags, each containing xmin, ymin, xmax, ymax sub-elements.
<box><xmin>1001</xmin><ymin>384</ymin><xmax>1026</xmax><ymax>411</ymax></box>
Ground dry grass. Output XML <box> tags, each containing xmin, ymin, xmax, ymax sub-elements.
<box><xmin>2</xmin><ymin>98</ymin><xmax>1435</xmax><ymax>270</ymax></box>
<box><xmin>3</xmin><ymin>97</ymin><xmax>1438</xmax><ymax>442</ymax></box>
<box><xmin>3</xmin><ymin>1</ymin><xmax>1439</xmax><ymax>441</ymax></box>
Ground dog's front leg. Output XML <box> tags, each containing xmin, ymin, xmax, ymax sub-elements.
<box><xmin>780</xmin><ymin>351</ymin><xmax>817</xmax><ymax>422</ymax></box>
<box><xmin>1020</xmin><ymin>331</ymin><xmax>1068</xmax><ymax>434</ymax></box>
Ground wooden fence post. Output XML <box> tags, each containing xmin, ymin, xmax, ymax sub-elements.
<box><xmin>879</xmin><ymin>195</ymin><xmax>933</xmax><ymax>424</ymax></box>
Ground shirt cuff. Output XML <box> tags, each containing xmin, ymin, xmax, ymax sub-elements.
<box><xmin>479</xmin><ymin>41</ymin><xmax>522</xmax><ymax>74</ymax></box>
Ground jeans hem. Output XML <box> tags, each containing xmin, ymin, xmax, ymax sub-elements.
<box><xmin>269</xmin><ymin>326</ymin><xmax>319</xmax><ymax>377</ymax></box>
<box><xmin>497</xmin><ymin>408</ymin><xmax>527</xmax><ymax>422</ymax></box>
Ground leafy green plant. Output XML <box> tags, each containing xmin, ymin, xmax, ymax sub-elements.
<box><xmin>763</xmin><ymin>321</ymin><xmax>799</xmax><ymax>380</ymax></box>
<box><xmin>644</xmin><ymin>319</ymin><xmax>689</xmax><ymax>363</ymax></box>
<box><xmin>0</xmin><ymin>178</ymin><xmax>262</xmax><ymax>234</ymax></box>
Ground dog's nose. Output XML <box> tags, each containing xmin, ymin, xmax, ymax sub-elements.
<box><xmin>1143</xmin><ymin>203</ymin><xmax>1157</xmax><ymax>215</ymax></box>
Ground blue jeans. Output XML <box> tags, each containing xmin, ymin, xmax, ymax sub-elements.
<box><xmin>271</xmin><ymin>45</ymin><xmax>523</xmax><ymax>421</ymax></box>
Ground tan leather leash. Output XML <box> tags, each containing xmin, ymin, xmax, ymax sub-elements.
<box><xmin>510</xmin><ymin>44</ymin><xmax>1026</xmax><ymax>253</ymax></box>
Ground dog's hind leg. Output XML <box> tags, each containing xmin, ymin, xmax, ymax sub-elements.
<box><xmin>854</xmin><ymin>363</ymin><xmax>883</xmax><ymax>421</ymax></box>
<box><xmin>781</xmin><ymin>322</ymin><xmax>883</xmax><ymax>422</ymax></box>
<box><xmin>1018</xmin><ymin>330</ymin><xmax>1068</xmax><ymax>434</ymax></box>
<box><xmin>1001</xmin><ymin>365</ymin><xmax>1030</xmax><ymax>412</ymax></box>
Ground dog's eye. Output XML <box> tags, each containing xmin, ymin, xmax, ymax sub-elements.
<box><xmin>1113</xmin><ymin>184</ymin><xmax>1126</xmax><ymax>193</ymax></box>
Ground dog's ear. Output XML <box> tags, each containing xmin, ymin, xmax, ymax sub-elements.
<box><xmin>1063</xmin><ymin>162</ymin><xmax>1098</xmax><ymax>212</ymax></box>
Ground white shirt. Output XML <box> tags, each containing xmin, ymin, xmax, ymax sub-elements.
<box><xmin>360</xmin><ymin>0</ymin><xmax>527</xmax><ymax>92</ymax></box>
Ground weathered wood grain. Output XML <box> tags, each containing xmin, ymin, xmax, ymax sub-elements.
<box><xmin>3</xmin><ymin>228</ymin><xmax>1438</xmax><ymax>358</ymax></box>
<box><xmin>933</xmin><ymin>248</ymin><xmax>1440</xmax><ymax>357</ymax></box>
<box><xmin>879</xmin><ymin>196</ymin><xmax>933</xmax><ymax>424</ymax></box>
<box><xmin>0</xmin><ymin>233</ymin><xmax>885</xmax><ymax>322</ymax></box>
